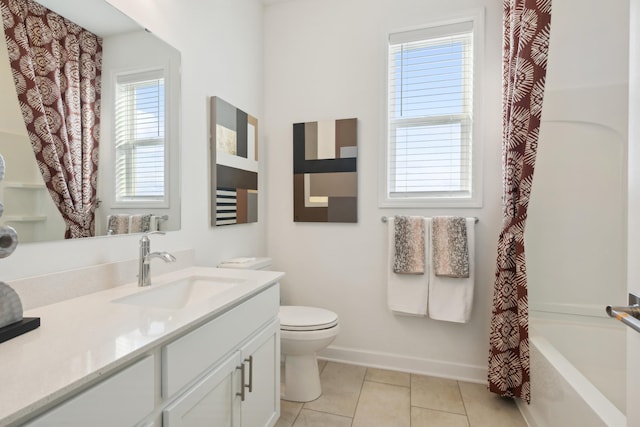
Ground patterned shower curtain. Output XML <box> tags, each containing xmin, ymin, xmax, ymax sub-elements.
<box><xmin>1</xmin><ymin>0</ymin><xmax>101</xmax><ymax>238</ymax></box>
<box><xmin>487</xmin><ymin>0</ymin><xmax>551</xmax><ymax>403</ymax></box>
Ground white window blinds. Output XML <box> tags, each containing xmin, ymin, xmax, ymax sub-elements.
<box><xmin>387</xmin><ymin>21</ymin><xmax>474</xmax><ymax>201</ymax></box>
<box><xmin>115</xmin><ymin>70</ymin><xmax>166</xmax><ymax>203</ymax></box>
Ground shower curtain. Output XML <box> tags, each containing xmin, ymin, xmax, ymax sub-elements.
<box><xmin>1</xmin><ymin>0</ymin><xmax>101</xmax><ymax>238</ymax></box>
<box><xmin>488</xmin><ymin>0</ymin><xmax>552</xmax><ymax>403</ymax></box>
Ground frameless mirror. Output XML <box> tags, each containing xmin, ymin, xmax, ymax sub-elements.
<box><xmin>0</xmin><ymin>0</ymin><xmax>181</xmax><ymax>243</ymax></box>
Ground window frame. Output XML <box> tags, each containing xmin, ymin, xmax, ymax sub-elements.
<box><xmin>380</xmin><ymin>11</ymin><xmax>484</xmax><ymax>208</ymax></box>
<box><xmin>112</xmin><ymin>68</ymin><xmax>170</xmax><ymax>209</ymax></box>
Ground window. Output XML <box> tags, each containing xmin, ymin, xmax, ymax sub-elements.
<box><xmin>114</xmin><ymin>70</ymin><xmax>167</xmax><ymax>205</ymax></box>
<box><xmin>383</xmin><ymin>16</ymin><xmax>481</xmax><ymax>207</ymax></box>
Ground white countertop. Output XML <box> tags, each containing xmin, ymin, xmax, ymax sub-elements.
<box><xmin>0</xmin><ymin>266</ymin><xmax>284</xmax><ymax>426</ymax></box>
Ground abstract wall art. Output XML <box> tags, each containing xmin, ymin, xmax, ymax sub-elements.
<box><xmin>210</xmin><ymin>97</ymin><xmax>258</xmax><ymax>226</ymax></box>
<box><xmin>293</xmin><ymin>118</ymin><xmax>357</xmax><ymax>223</ymax></box>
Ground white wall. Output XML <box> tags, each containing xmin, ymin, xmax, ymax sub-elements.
<box><xmin>0</xmin><ymin>0</ymin><xmax>266</xmax><ymax>280</ymax></box>
<box><xmin>263</xmin><ymin>0</ymin><xmax>503</xmax><ymax>380</ymax></box>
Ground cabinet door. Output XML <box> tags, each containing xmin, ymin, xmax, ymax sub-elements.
<box><xmin>240</xmin><ymin>320</ymin><xmax>280</xmax><ymax>427</ymax></box>
<box><xmin>163</xmin><ymin>352</ymin><xmax>241</xmax><ymax>427</ymax></box>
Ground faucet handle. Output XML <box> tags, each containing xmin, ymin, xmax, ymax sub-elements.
<box><xmin>140</xmin><ymin>230</ymin><xmax>165</xmax><ymax>242</ymax></box>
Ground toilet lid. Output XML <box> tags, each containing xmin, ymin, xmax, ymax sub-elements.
<box><xmin>279</xmin><ymin>306</ymin><xmax>338</xmax><ymax>331</ymax></box>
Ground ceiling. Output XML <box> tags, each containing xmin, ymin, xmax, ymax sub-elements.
<box><xmin>36</xmin><ymin>0</ymin><xmax>140</xmax><ymax>37</ymax></box>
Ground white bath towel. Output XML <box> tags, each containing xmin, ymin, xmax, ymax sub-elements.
<box><xmin>387</xmin><ymin>217</ymin><xmax>430</xmax><ymax>316</ymax></box>
<box><xmin>149</xmin><ymin>215</ymin><xmax>161</xmax><ymax>232</ymax></box>
<box><xmin>428</xmin><ymin>217</ymin><xmax>475</xmax><ymax>323</ymax></box>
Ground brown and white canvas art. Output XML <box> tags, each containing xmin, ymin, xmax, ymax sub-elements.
<box><xmin>210</xmin><ymin>97</ymin><xmax>258</xmax><ymax>226</ymax></box>
<box><xmin>293</xmin><ymin>118</ymin><xmax>357</xmax><ymax>223</ymax></box>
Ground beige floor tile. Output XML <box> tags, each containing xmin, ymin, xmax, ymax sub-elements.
<box><xmin>458</xmin><ymin>382</ymin><xmax>527</xmax><ymax>427</ymax></box>
<box><xmin>292</xmin><ymin>409</ymin><xmax>352</xmax><ymax>427</ymax></box>
<box><xmin>317</xmin><ymin>359</ymin><xmax>327</xmax><ymax>374</ymax></box>
<box><xmin>411</xmin><ymin>407</ymin><xmax>470</xmax><ymax>427</ymax></box>
<box><xmin>352</xmin><ymin>381</ymin><xmax>410</xmax><ymax>427</ymax></box>
<box><xmin>276</xmin><ymin>400</ymin><xmax>304</xmax><ymax>427</ymax></box>
<box><xmin>303</xmin><ymin>362</ymin><xmax>366</xmax><ymax>417</ymax></box>
<box><xmin>365</xmin><ymin>367</ymin><xmax>410</xmax><ymax>387</ymax></box>
<box><xmin>411</xmin><ymin>374</ymin><xmax>466</xmax><ymax>415</ymax></box>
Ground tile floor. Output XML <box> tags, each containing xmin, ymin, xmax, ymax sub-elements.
<box><xmin>276</xmin><ymin>361</ymin><xmax>527</xmax><ymax>427</ymax></box>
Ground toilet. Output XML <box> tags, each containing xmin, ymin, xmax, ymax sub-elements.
<box><xmin>218</xmin><ymin>257</ymin><xmax>340</xmax><ymax>402</ymax></box>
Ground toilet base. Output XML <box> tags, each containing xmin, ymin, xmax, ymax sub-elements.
<box><xmin>282</xmin><ymin>353</ymin><xmax>321</xmax><ymax>402</ymax></box>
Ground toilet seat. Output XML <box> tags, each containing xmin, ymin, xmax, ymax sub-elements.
<box><xmin>279</xmin><ymin>306</ymin><xmax>338</xmax><ymax>331</ymax></box>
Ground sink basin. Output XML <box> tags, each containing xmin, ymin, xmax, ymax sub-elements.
<box><xmin>112</xmin><ymin>276</ymin><xmax>246</xmax><ymax>309</ymax></box>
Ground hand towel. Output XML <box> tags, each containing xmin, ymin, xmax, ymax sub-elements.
<box><xmin>428</xmin><ymin>217</ymin><xmax>475</xmax><ymax>323</ymax></box>
<box><xmin>393</xmin><ymin>216</ymin><xmax>425</xmax><ymax>274</ymax></box>
<box><xmin>150</xmin><ymin>215</ymin><xmax>161</xmax><ymax>232</ymax></box>
<box><xmin>387</xmin><ymin>217</ymin><xmax>430</xmax><ymax>316</ymax></box>
<box><xmin>432</xmin><ymin>216</ymin><xmax>470</xmax><ymax>278</ymax></box>
<box><xmin>107</xmin><ymin>214</ymin><xmax>130</xmax><ymax>235</ymax></box>
<box><xmin>129</xmin><ymin>214</ymin><xmax>153</xmax><ymax>233</ymax></box>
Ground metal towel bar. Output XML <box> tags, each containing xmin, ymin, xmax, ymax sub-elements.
<box><xmin>381</xmin><ymin>216</ymin><xmax>479</xmax><ymax>223</ymax></box>
<box><xmin>606</xmin><ymin>293</ymin><xmax>640</xmax><ymax>334</ymax></box>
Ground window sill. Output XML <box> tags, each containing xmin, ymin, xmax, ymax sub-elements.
<box><xmin>112</xmin><ymin>200</ymin><xmax>170</xmax><ymax>209</ymax></box>
<box><xmin>379</xmin><ymin>195</ymin><xmax>482</xmax><ymax>209</ymax></box>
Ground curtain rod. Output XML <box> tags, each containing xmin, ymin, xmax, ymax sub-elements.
<box><xmin>381</xmin><ymin>216</ymin><xmax>479</xmax><ymax>223</ymax></box>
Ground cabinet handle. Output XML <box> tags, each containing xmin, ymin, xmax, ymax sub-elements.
<box><xmin>244</xmin><ymin>356</ymin><xmax>253</xmax><ymax>393</ymax></box>
<box><xmin>236</xmin><ymin>364</ymin><xmax>246</xmax><ymax>401</ymax></box>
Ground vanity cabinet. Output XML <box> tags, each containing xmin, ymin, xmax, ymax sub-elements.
<box><xmin>6</xmin><ymin>279</ymin><xmax>281</xmax><ymax>427</ymax></box>
<box><xmin>162</xmin><ymin>284</ymin><xmax>280</xmax><ymax>427</ymax></box>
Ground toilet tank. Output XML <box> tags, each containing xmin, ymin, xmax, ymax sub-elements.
<box><xmin>217</xmin><ymin>257</ymin><xmax>272</xmax><ymax>270</ymax></box>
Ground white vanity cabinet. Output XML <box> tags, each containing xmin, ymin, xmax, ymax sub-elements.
<box><xmin>162</xmin><ymin>284</ymin><xmax>280</xmax><ymax>427</ymax></box>
<box><xmin>0</xmin><ymin>271</ymin><xmax>283</xmax><ymax>427</ymax></box>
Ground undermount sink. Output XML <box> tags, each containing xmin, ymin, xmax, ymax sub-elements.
<box><xmin>112</xmin><ymin>276</ymin><xmax>246</xmax><ymax>309</ymax></box>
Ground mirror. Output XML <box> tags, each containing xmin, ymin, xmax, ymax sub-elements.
<box><xmin>0</xmin><ymin>0</ymin><xmax>181</xmax><ymax>243</ymax></box>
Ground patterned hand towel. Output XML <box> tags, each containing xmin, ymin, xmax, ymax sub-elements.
<box><xmin>393</xmin><ymin>216</ymin><xmax>425</xmax><ymax>275</ymax></box>
<box><xmin>107</xmin><ymin>214</ymin><xmax>130</xmax><ymax>235</ymax></box>
<box><xmin>431</xmin><ymin>216</ymin><xmax>470</xmax><ymax>278</ymax></box>
<box><xmin>129</xmin><ymin>214</ymin><xmax>153</xmax><ymax>233</ymax></box>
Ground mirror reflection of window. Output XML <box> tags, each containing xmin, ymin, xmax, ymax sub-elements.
<box><xmin>115</xmin><ymin>70</ymin><xmax>167</xmax><ymax>205</ymax></box>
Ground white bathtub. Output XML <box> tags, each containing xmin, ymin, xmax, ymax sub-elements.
<box><xmin>518</xmin><ymin>312</ymin><xmax>626</xmax><ymax>427</ymax></box>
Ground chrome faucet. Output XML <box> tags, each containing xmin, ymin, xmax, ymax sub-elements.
<box><xmin>138</xmin><ymin>231</ymin><xmax>176</xmax><ymax>287</ymax></box>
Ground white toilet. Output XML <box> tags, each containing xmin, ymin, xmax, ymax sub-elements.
<box><xmin>218</xmin><ymin>257</ymin><xmax>340</xmax><ymax>402</ymax></box>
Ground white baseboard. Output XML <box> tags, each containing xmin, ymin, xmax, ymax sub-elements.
<box><xmin>516</xmin><ymin>399</ymin><xmax>536</xmax><ymax>427</ymax></box>
<box><xmin>318</xmin><ymin>345</ymin><xmax>487</xmax><ymax>384</ymax></box>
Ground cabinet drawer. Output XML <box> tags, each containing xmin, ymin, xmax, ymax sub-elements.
<box><xmin>163</xmin><ymin>284</ymin><xmax>279</xmax><ymax>398</ymax></box>
<box><xmin>25</xmin><ymin>355</ymin><xmax>154</xmax><ymax>427</ymax></box>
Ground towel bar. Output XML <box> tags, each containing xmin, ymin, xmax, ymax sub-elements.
<box><xmin>606</xmin><ymin>293</ymin><xmax>640</xmax><ymax>334</ymax></box>
<box><xmin>381</xmin><ymin>216</ymin><xmax>479</xmax><ymax>224</ymax></box>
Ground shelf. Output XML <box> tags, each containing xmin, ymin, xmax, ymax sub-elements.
<box><xmin>3</xmin><ymin>215</ymin><xmax>47</xmax><ymax>223</ymax></box>
<box><xmin>2</xmin><ymin>182</ymin><xmax>46</xmax><ymax>190</ymax></box>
